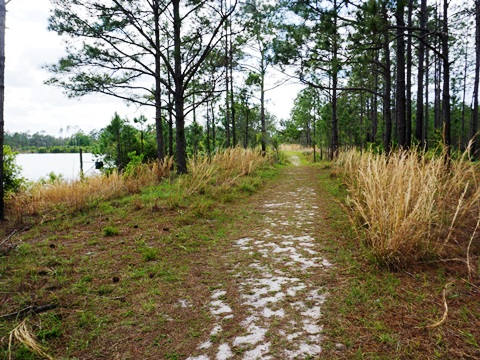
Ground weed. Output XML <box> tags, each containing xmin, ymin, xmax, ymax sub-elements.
<box><xmin>140</xmin><ymin>246</ymin><xmax>159</xmax><ymax>262</ymax></box>
<box><xmin>102</xmin><ymin>226</ymin><xmax>119</xmax><ymax>237</ymax></box>
<box><xmin>37</xmin><ymin>314</ymin><xmax>62</xmax><ymax>342</ymax></box>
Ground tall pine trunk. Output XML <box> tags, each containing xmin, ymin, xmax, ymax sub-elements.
<box><xmin>331</xmin><ymin>0</ymin><xmax>339</xmax><ymax>158</ymax></box>
<box><xmin>416</xmin><ymin>0</ymin><xmax>427</xmax><ymax>146</ymax></box>
<box><xmin>396</xmin><ymin>1</ymin><xmax>407</xmax><ymax>149</ymax></box>
<box><xmin>382</xmin><ymin>1</ymin><xmax>392</xmax><ymax>153</ymax></box>
<box><xmin>425</xmin><ymin>44</ymin><xmax>430</xmax><ymax>149</ymax></box>
<box><xmin>229</xmin><ymin>14</ymin><xmax>236</xmax><ymax>147</ymax></box>
<box><xmin>154</xmin><ymin>0</ymin><xmax>165</xmax><ymax>162</ymax></box>
<box><xmin>260</xmin><ymin>56</ymin><xmax>266</xmax><ymax>154</ymax></box>
<box><xmin>224</xmin><ymin>4</ymin><xmax>231</xmax><ymax>148</ymax></box>
<box><xmin>0</xmin><ymin>0</ymin><xmax>5</xmax><ymax>219</ymax></box>
<box><xmin>167</xmin><ymin>46</ymin><xmax>174</xmax><ymax>157</ymax></box>
<box><xmin>173</xmin><ymin>0</ymin><xmax>187</xmax><ymax>173</ymax></box>
<box><xmin>406</xmin><ymin>0</ymin><xmax>413</xmax><ymax>147</ymax></box>
<box><xmin>471</xmin><ymin>0</ymin><xmax>480</xmax><ymax>158</ymax></box>
<box><xmin>442</xmin><ymin>0</ymin><xmax>451</xmax><ymax>158</ymax></box>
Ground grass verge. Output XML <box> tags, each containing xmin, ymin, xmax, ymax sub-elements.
<box><xmin>316</xmin><ymin>162</ymin><xmax>480</xmax><ymax>359</ymax></box>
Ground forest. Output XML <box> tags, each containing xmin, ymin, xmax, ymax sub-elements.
<box><xmin>41</xmin><ymin>0</ymin><xmax>480</xmax><ymax>167</ymax></box>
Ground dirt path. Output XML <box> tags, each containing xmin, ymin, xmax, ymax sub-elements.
<box><xmin>187</xmin><ymin>157</ymin><xmax>332</xmax><ymax>359</ymax></box>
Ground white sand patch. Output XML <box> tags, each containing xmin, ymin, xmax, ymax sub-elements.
<box><xmin>243</xmin><ymin>343</ymin><xmax>271</xmax><ymax>359</ymax></box>
<box><xmin>284</xmin><ymin>342</ymin><xmax>322</xmax><ymax>358</ymax></box>
<box><xmin>262</xmin><ymin>229</ymin><xmax>273</xmax><ymax>238</ymax></box>
<box><xmin>286</xmin><ymin>252</ymin><xmax>320</xmax><ymax>270</ymax></box>
<box><xmin>291</xmin><ymin>301</ymin><xmax>306</xmax><ymax>311</ymax></box>
<box><xmin>287</xmin><ymin>332</ymin><xmax>300</xmax><ymax>341</ymax></box>
<box><xmin>303</xmin><ymin>321</ymin><xmax>322</xmax><ymax>334</ymax></box>
<box><xmin>241</xmin><ymin>315</ymin><xmax>258</xmax><ymax>327</ymax></box>
<box><xmin>236</xmin><ymin>238</ymin><xmax>253</xmax><ymax>246</ymax></box>
<box><xmin>211</xmin><ymin>325</ymin><xmax>222</xmax><ymax>336</ymax></box>
<box><xmin>302</xmin><ymin>306</ymin><xmax>321</xmax><ymax>320</ymax></box>
<box><xmin>264</xmin><ymin>203</ymin><xmax>287</xmax><ymax>208</ymax></box>
<box><xmin>187</xmin><ymin>356</ymin><xmax>209</xmax><ymax>360</ymax></box>
<box><xmin>198</xmin><ymin>340</ymin><xmax>212</xmax><ymax>349</ymax></box>
<box><xmin>287</xmin><ymin>284</ymin><xmax>307</xmax><ymax>297</ymax></box>
<box><xmin>272</xmin><ymin>245</ymin><xmax>295</xmax><ymax>253</ymax></box>
<box><xmin>322</xmin><ymin>258</ymin><xmax>333</xmax><ymax>267</ymax></box>
<box><xmin>178</xmin><ymin>299</ymin><xmax>191</xmax><ymax>308</ymax></box>
<box><xmin>307</xmin><ymin>289</ymin><xmax>327</xmax><ymax>303</ymax></box>
<box><xmin>233</xmin><ymin>324</ymin><xmax>267</xmax><ymax>346</ymax></box>
<box><xmin>243</xmin><ymin>292</ymin><xmax>285</xmax><ymax>308</ymax></box>
<box><xmin>210</xmin><ymin>300</ymin><xmax>232</xmax><ymax>315</ymax></box>
<box><xmin>211</xmin><ymin>290</ymin><xmax>226</xmax><ymax>299</ymax></box>
<box><xmin>290</xmin><ymin>155</ymin><xmax>301</xmax><ymax>166</ymax></box>
<box><xmin>263</xmin><ymin>307</ymin><xmax>285</xmax><ymax>318</ymax></box>
<box><xmin>216</xmin><ymin>343</ymin><xmax>233</xmax><ymax>360</ymax></box>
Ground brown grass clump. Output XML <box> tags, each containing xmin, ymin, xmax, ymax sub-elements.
<box><xmin>7</xmin><ymin>158</ymin><xmax>173</xmax><ymax>223</ymax></box>
<box><xmin>336</xmin><ymin>148</ymin><xmax>480</xmax><ymax>267</ymax></box>
<box><xmin>180</xmin><ymin>148</ymin><xmax>271</xmax><ymax>196</ymax></box>
<box><xmin>8</xmin><ymin>320</ymin><xmax>54</xmax><ymax>360</ymax></box>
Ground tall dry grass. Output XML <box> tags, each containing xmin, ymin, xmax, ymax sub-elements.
<box><xmin>337</xmin><ymin>148</ymin><xmax>480</xmax><ymax>267</ymax></box>
<box><xmin>7</xmin><ymin>158</ymin><xmax>173</xmax><ymax>223</ymax></box>
<box><xmin>6</xmin><ymin>149</ymin><xmax>269</xmax><ymax>223</ymax></box>
<box><xmin>179</xmin><ymin>147</ymin><xmax>271</xmax><ymax>196</ymax></box>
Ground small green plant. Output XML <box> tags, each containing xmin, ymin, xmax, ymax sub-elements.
<box><xmin>39</xmin><ymin>172</ymin><xmax>65</xmax><ymax>185</ymax></box>
<box><xmin>102</xmin><ymin>226</ymin><xmax>119</xmax><ymax>237</ymax></box>
<box><xmin>3</xmin><ymin>145</ymin><xmax>26</xmax><ymax>193</ymax></box>
<box><xmin>140</xmin><ymin>246</ymin><xmax>159</xmax><ymax>261</ymax></box>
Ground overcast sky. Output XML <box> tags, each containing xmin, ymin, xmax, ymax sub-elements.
<box><xmin>5</xmin><ymin>0</ymin><xmax>300</xmax><ymax>137</ymax></box>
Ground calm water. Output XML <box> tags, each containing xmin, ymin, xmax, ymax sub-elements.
<box><xmin>15</xmin><ymin>153</ymin><xmax>101</xmax><ymax>182</ymax></box>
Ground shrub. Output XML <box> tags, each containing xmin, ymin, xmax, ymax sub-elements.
<box><xmin>3</xmin><ymin>145</ymin><xmax>25</xmax><ymax>194</ymax></box>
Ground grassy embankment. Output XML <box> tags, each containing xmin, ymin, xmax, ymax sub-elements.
<box><xmin>317</xmin><ymin>148</ymin><xmax>480</xmax><ymax>359</ymax></box>
<box><xmin>0</xmin><ymin>148</ymin><xmax>279</xmax><ymax>360</ymax></box>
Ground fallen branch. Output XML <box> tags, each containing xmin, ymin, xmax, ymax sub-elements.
<box><xmin>1</xmin><ymin>304</ymin><xmax>58</xmax><ymax>321</ymax></box>
<box><xmin>467</xmin><ymin>214</ymin><xmax>480</xmax><ymax>279</ymax></box>
<box><xmin>0</xmin><ymin>230</ymin><xmax>17</xmax><ymax>246</ymax></box>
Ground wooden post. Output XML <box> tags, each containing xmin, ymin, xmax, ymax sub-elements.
<box><xmin>79</xmin><ymin>148</ymin><xmax>83</xmax><ymax>178</ymax></box>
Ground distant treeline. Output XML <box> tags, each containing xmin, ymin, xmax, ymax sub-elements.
<box><xmin>5</xmin><ymin>130</ymin><xmax>98</xmax><ymax>153</ymax></box>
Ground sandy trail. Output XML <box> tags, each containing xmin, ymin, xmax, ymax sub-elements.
<box><xmin>187</xmin><ymin>157</ymin><xmax>331</xmax><ymax>359</ymax></box>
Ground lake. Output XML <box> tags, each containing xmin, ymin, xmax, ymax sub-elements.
<box><xmin>15</xmin><ymin>153</ymin><xmax>102</xmax><ymax>182</ymax></box>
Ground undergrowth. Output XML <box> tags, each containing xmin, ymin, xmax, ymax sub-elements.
<box><xmin>336</xmin><ymin>148</ymin><xmax>480</xmax><ymax>269</ymax></box>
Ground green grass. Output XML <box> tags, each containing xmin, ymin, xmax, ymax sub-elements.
<box><xmin>102</xmin><ymin>226</ymin><xmax>119</xmax><ymax>237</ymax></box>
